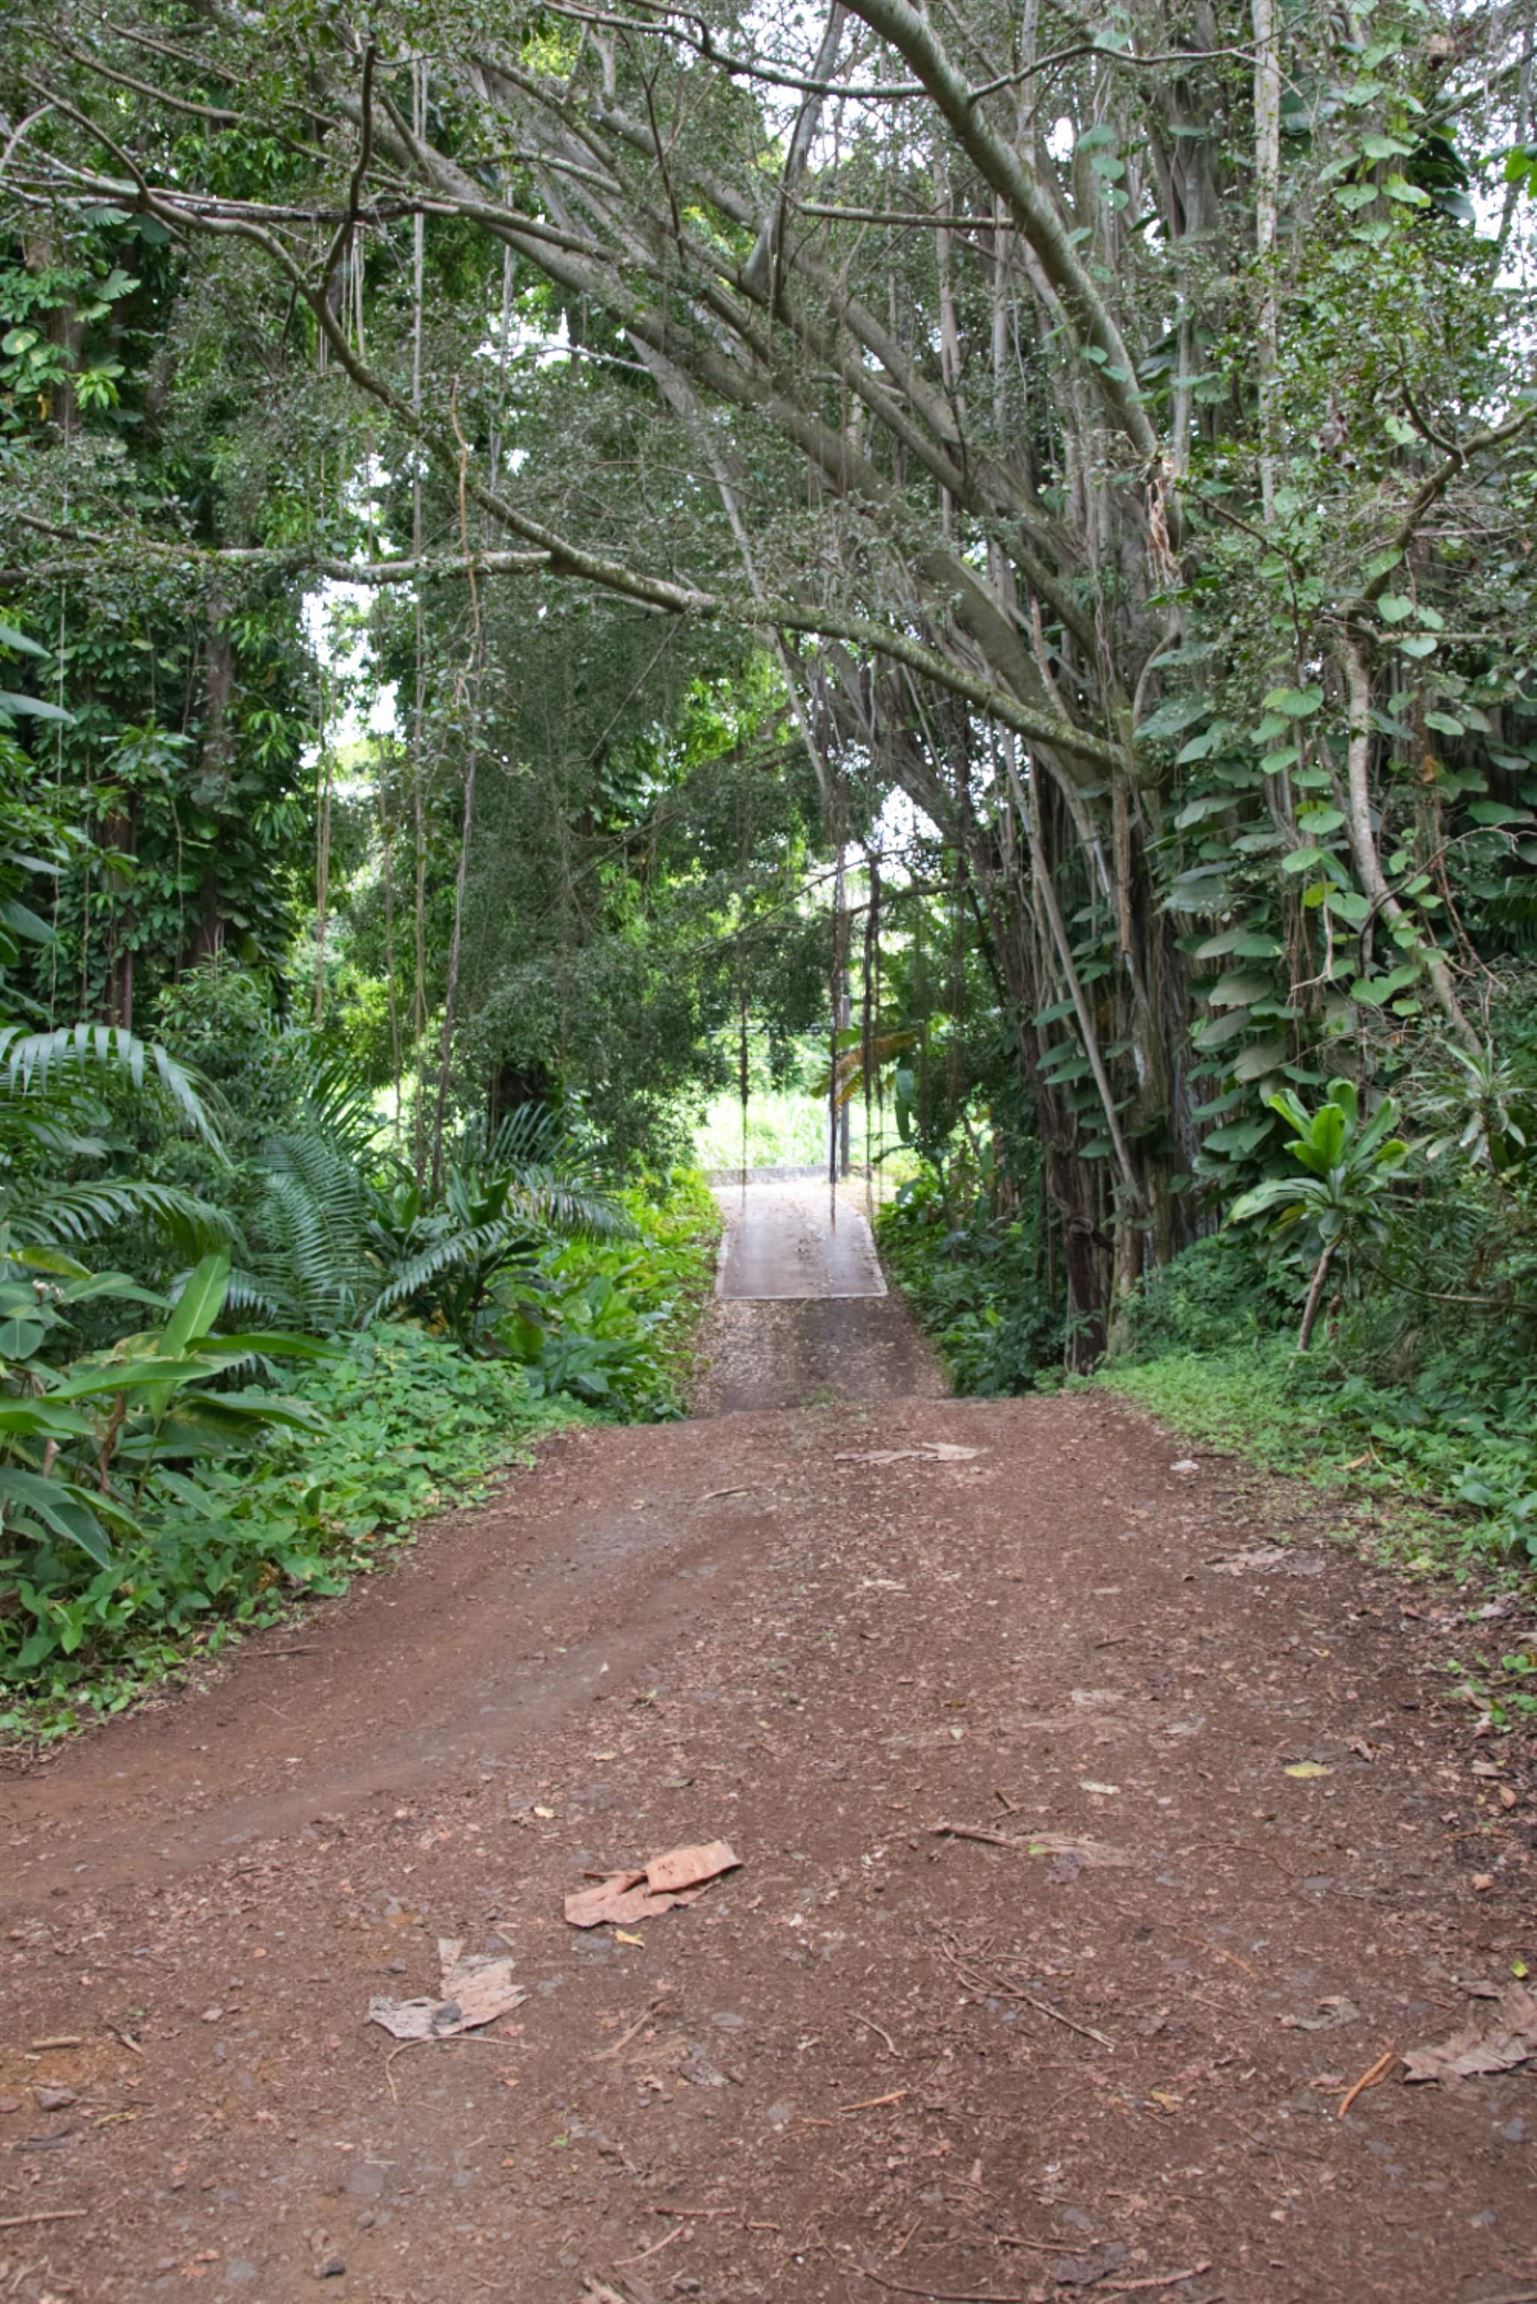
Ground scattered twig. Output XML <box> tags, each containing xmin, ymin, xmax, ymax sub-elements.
<box><xmin>106</xmin><ymin>2022</ymin><xmax>143</xmax><ymax>2056</ymax></box>
<box><xmin>995</xmin><ymin>2233</ymin><xmax>1112</xmax><ymax>2255</ymax></box>
<box><xmin>854</xmin><ymin>2011</ymin><xmax>899</xmax><ymax>2056</ymax></box>
<box><xmin>384</xmin><ymin>2038</ymin><xmax>420</xmax><ymax>2102</ymax></box>
<box><xmin>383</xmin><ymin>2033</ymin><xmax>504</xmax><ymax>2102</ymax></box>
<box><xmin>932</xmin><ymin>1821</ymin><xmax>1018</xmax><ymax>1850</ymax></box>
<box><xmin>594</xmin><ymin>1995</ymin><xmax>666</xmax><ymax>2062</ymax></box>
<box><xmin>932</xmin><ymin>1930</ymin><xmax>1116</xmax><ymax>2050</ymax></box>
<box><xmin>648</xmin><ymin>2205</ymin><xmax>726</xmax><ymax>2218</ymax></box>
<box><xmin>833</xmin><ymin>2251</ymin><xmax>1031</xmax><ymax>2303</ymax></box>
<box><xmin>696</xmin><ymin>1485</ymin><xmax>754</xmax><ymax>1501</ymax></box>
<box><xmin>1009</xmin><ymin>1989</ymin><xmax>1116</xmax><ymax>2053</ymax></box>
<box><xmin>30</xmin><ymin>2036</ymin><xmax>82</xmax><ymax>2050</ymax></box>
<box><xmin>1104</xmin><ymin>2271</ymin><xmax>1211</xmax><ymax>2297</ymax></box>
<box><xmin>252</xmin><ymin>1646</ymin><xmax>320</xmax><ymax>1659</ymax></box>
<box><xmin>615</xmin><ymin>2223</ymin><xmax>684</xmax><ymax>2268</ymax></box>
<box><xmin>839</xmin><ymin>2089</ymin><xmax>910</xmax><ymax>2114</ymax></box>
<box><xmin>1337</xmin><ymin>2047</ymin><xmax>1397</xmax><ymax>2118</ymax></box>
<box><xmin>0</xmin><ymin>2210</ymin><xmax>89</xmax><ymax>2230</ymax></box>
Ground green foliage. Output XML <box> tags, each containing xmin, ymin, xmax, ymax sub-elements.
<box><xmin>0</xmin><ymin>1324</ymin><xmax>578</xmax><ymax>1740</ymax></box>
<box><xmin>877</xmin><ymin>1160</ymin><xmax>1063</xmax><ymax>1394</ymax></box>
<box><xmin>0</xmin><ymin>1241</ymin><xmax>322</xmax><ymax>1570</ymax></box>
<box><xmin>506</xmin><ymin>1167</ymin><xmax>720</xmax><ymax>1419</ymax></box>
<box><xmin>1110</xmin><ymin>1230</ymin><xmax>1288</xmax><ymax>1363</ymax></box>
<box><xmin>1229</xmin><ymin>1080</ymin><xmax>1412</xmax><ymax>1347</ymax></box>
<box><xmin>366</xmin><ymin>1107</ymin><xmax>630</xmax><ymax>1348</ymax></box>
<box><xmin>1102</xmin><ymin>1334</ymin><xmax>1537</xmax><ymax>1580</ymax></box>
<box><xmin>0</xmin><ymin>1166</ymin><xmax>719</xmax><ymax>1737</ymax></box>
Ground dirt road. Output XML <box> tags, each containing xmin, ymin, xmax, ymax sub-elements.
<box><xmin>1</xmin><ymin>1189</ymin><xmax>1534</xmax><ymax>2303</ymax></box>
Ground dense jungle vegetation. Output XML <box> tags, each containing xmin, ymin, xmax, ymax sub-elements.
<box><xmin>3</xmin><ymin>0</ymin><xmax>1537</xmax><ymax>1730</ymax></box>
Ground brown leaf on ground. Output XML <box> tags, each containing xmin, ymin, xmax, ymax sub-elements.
<box><xmin>644</xmin><ymin>1840</ymin><xmax>740</xmax><ymax>1895</ymax></box>
<box><xmin>565</xmin><ymin>1842</ymin><xmax>741</xmax><ymax>1928</ymax></box>
<box><xmin>834</xmin><ymin>1441</ymin><xmax>983</xmax><ymax>1464</ymax></box>
<box><xmin>367</xmin><ymin>1939</ymin><xmax>528</xmax><ymax>2041</ymax></box>
<box><xmin>1402</xmin><ymin>1983</ymin><xmax>1537</xmax><ymax>2084</ymax></box>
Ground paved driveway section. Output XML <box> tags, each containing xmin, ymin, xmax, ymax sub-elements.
<box><xmin>712</xmin><ymin>1173</ymin><xmax>886</xmax><ymax>1298</ymax></box>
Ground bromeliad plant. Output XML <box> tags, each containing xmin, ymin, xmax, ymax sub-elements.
<box><xmin>1228</xmin><ymin>1081</ymin><xmax>1412</xmax><ymax>1352</ymax></box>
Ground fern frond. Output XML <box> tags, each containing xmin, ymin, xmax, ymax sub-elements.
<box><xmin>0</xmin><ymin>1022</ymin><xmax>220</xmax><ymax>1146</ymax></box>
<box><xmin>6</xmin><ymin>1178</ymin><xmax>238</xmax><ymax>1252</ymax></box>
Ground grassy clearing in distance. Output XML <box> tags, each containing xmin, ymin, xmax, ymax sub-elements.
<box><xmin>694</xmin><ymin>1088</ymin><xmax>876</xmax><ymax>1172</ymax></box>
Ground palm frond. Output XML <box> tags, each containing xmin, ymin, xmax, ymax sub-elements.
<box><xmin>0</xmin><ymin>1022</ymin><xmax>220</xmax><ymax>1146</ymax></box>
<box><xmin>246</xmin><ymin>1125</ymin><xmax>380</xmax><ymax>1331</ymax></box>
<box><xmin>491</xmin><ymin>1166</ymin><xmax>633</xmax><ymax>1242</ymax></box>
<box><xmin>6</xmin><ymin>1178</ymin><xmax>238</xmax><ymax>1252</ymax></box>
<box><xmin>364</xmin><ymin>1221</ymin><xmax>518</xmax><ymax>1323</ymax></box>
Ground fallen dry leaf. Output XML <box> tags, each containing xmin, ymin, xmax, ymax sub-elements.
<box><xmin>1283</xmin><ymin>1761</ymin><xmax>1333</xmax><ymax>1780</ymax></box>
<box><xmin>834</xmin><ymin>1441</ymin><xmax>982</xmax><ymax>1465</ymax></box>
<box><xmin>368</xmin><ymin>1939</ymin><xmax>527</xmax><ymax>2042</ymax></box>
<box><xmin>565</xmin><ymin>1840</ymin><xmax>741</xmax><ymax>1929</ymax></box>
<box><xmin>644</xmin><ymin>1839</ymin><xmax>739</xmax><ymax>1895</ymax></box>
<box><xmin>1402</xmin><ymin>1983</ymin><xmax>1537</xmax><ymax>2084</ymax></box>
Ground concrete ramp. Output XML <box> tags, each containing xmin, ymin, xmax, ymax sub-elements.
<box><xmin>712</xmin><ymin>1174</ymin><xmax>886</xmax><ymax>1300</ymax></box>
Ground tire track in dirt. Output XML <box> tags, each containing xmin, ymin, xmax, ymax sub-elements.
<box><xmin>1</xmin><ymin>1226</ymin><xmax>1534</xmax><ymax>2303</ymax></box>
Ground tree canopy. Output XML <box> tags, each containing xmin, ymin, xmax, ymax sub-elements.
<box><xmin>5</xmin><ymin>0</ymin><xmax>1537</xmax><ymax>1359</ymax></box>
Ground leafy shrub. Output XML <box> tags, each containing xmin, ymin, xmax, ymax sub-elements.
<box><xmin>0</xmin><ymin>1325</ymin><xmax>576</xmax><ymax>1735</ymax></box>
<box><xmin>1112</xmin><ymin>1229</ymin><xmax>1286</xmax><ymax>1362</ymax></box>
<box><xmin>1228</xmin><ymin>1080</ymin><xmax>1413</xmax><ymax>1349</ymax></box>
<box><xmin>505</xmin><ymin>1167</ymin><xmax>720</xmax><ymax>1418</ymax></box>
<box><xmin>877</xmin><ymin>1163</ymin><xmax>1062</xmax><ymax>1393</ymax></box>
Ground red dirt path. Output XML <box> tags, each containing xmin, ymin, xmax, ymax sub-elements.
<box><xmin>2</xmin><ymin>1292</ymin><xmax>1535</xmax><ymax>2303</ymax></box>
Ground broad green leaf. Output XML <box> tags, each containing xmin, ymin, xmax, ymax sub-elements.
<box><xmin>1192</xmin><ymin>1008</ymin><xmax>1251</xmax><ymax>1050</ymax></box>
<box><xmin>1262</xmin><ymin>686</ymin><xmax>1325</xmax><ymax>719</ymax></box>
<box><xmin>0</xmin><ymin>621</ymin><xmax>49</xmax><ymax>659</ymax></box>
<box><xmin>1231</xmin><ymin>1039</ymin><xmax>1290</xmax><ymax>1082</ymax></box>
<box><xmin>48</xmin><ymin>1356</ymin><xmax>211</xmax><ymax>1401</ymax></box>
<box><xmin>1175</xmin><ymin>792</ymin><xmax>1234</xmax><ymax>828</ymax></box>
<box><xmin>1207</xmin><ymin>970</ymin><xmax>1275</xmax><ymax>1008</ymax></box>
<box><xmin>0</xmin><ymin>1467</ymin><xmax>116</xmax><ymax>1566</ymax></box>
<box><xmin>161</xmin><ymin>1253</ymin><xmax>232</xmax><ymax>1355</ymax></box>
<box><xmin>1137</xmin><ymin>695</ymin><xmax>1213</xmax><ymax>742</ymax></box>
<box><xmin>1202</xmin><ymin>1116</ymin><xmax>1274</xmax><ymax>1154</ymax></box>
<box><xmin>0</xmin><ymin>691</ymin><xmax>73</xmax><ymax>723</ymax></box>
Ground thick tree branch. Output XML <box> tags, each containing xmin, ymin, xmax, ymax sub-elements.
<box><xmin>842</xmin><ymin>0</ymin><xmax>1159</xmax><ymax>460</ymax></box>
